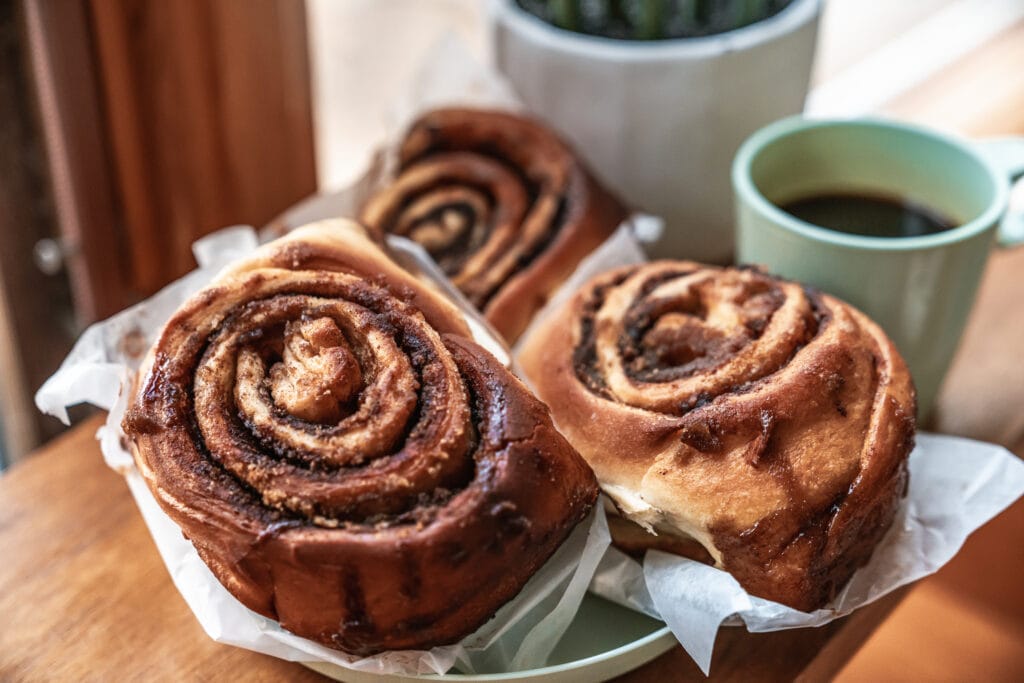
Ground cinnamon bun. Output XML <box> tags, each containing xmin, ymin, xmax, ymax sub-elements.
<box><xmin>518</xmin><ymin>261</ymin><xmax>915</xmax><ymax>611</ymax></box>
<box><xmin>360</xmin><ymin>107</ymin><xmax>628</xmax><ymax>342</ymax></box>
<box><xmin>122</xmin><ymin>220</ymin><xmax>598</xmax><ymax>653</ymax></box>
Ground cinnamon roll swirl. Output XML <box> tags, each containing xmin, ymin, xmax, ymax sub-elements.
<box><xmin>359</xmin><ymin>107</ymin><xmax>628</xmax><ymax>342</ymax></box>
<box><xmin>518</xmin><ymin>262</ymin><xmax>916</xmax><ymax>611</ymax></box>
<box><xmin>122</xmin><ymin>220</ymin><xmax>598</xmax><ymax>654</ymax></box>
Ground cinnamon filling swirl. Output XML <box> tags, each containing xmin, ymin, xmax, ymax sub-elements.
<box><xmin>360</xmin><ymin>107</ymin><xmax>628</xmax><ymax>342</ymax></box>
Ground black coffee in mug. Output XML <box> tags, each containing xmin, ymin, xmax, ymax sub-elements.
<box><xmin>779</xmin><ymin>192</ymin><xmax>959</xmax><ymax>238</ymax></box>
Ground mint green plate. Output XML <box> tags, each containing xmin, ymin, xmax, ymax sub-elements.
<box><xmin>302</xmin><ymin>594</ymin><xmax>675</xmax><ymax>682</ymax></box>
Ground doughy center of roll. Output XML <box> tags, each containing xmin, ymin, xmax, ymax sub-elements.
<box><xmin>585</xmin><ymin>266</ymin><xmax>811</xmax><ymax>414</ymax></box>
<box><xmin>269</xmin><ymin>317</ymin><xmax>363</xmax><ymax>423</ymax></box>
<box><xmin>634</xmin><ymin>278</ymin><xmax>786</xmax><ymax>373</ymax></box>
<box><xmin>401</xmin><ymin>189</ymin><xmax>489</xmax><ymax>263</ymax></box>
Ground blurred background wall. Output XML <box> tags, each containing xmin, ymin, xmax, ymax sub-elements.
<box><xmin>0</xmin><ymin>0</ymin><xmax>316</xmax><ymax>467</ymax></box>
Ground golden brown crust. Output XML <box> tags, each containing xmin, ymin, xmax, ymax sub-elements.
<box><xmin>518</xmin><ymin>261</ymin><xmax>916</xmax><ymax>612</ymax></box>
<box><xmin>122</xmin><ymin>220</ymin><xmax>598</xmax><ymax>654</ymax></box>
<box><xmin>359</xmin><ymin>107</ymin><xmax>628</xmax><ymax>343</ymax></box>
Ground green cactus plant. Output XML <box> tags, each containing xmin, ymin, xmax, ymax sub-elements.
<box><xmin>517</xmin><ymin>0</ymin><xmax>794</xmax><ymax>40</ymax></box>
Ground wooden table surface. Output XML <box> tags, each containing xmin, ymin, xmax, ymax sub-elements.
<box><xmin>4</xmin><ymin>9</ymin><xmax>1024</xmax><ymax>683</ymax></box>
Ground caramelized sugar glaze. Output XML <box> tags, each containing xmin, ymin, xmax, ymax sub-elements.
<box><xmin>519</xmin><ymin>262</ymin><xmax>916</xmax><ymax>611</ymax></box>
<box><xmin>360</xmin><ymin>108</ymin><xmax>628</xmax><ymax>342</ymax></box>
<box><xmin>122</xmin><ymin>222</ymin><xmax>598</xmax><ymax>654</ymax></box>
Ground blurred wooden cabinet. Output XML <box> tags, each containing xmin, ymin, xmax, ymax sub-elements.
<box><xmin>1</xmin><ymin>0</ymin><xmax>316</xmax><ymax>463</ymax></box>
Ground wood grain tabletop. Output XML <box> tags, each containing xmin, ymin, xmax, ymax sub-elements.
<box><xmin>4</xmin><ymin>7</ymin><xmax>1024</xmax><ymax>683</ymax></box>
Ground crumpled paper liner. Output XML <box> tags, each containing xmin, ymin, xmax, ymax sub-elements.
<box><xmin>513</xmin><ymin>222</ymin><xmax>1024</xmax><ymax>675</ymax></box>
<box><xmin>36</xmin><ymin>224</ymin><xmax>611</xmax><ymax>677</ymax></box>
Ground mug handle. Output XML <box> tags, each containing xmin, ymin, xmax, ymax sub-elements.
<box><xmin>973</xmin><ymin>138</ymin><xmax>1024</xmax><ymax>247</ymax></box>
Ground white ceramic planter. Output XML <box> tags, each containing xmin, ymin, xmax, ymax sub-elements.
<box><xmin>492</xmin><ymin>0</ymin><xmax>822</xmax><ymax>263</ymax></box>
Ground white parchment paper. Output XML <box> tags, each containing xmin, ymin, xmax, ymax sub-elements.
<box><xmin>514</xmin><ymin>222</ymin><xmax>1024</xmax><ymax>675</ymax></box>
<box><xmin>35</xmin><ymin>225</ymin><xmax>611</xmax><ymax>677</ymax></box>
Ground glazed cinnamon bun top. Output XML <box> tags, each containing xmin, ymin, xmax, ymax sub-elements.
<box><xmin>360</xmin><ymin>107</ymin><xmax>628</xmax><ymax>342</ymax></box>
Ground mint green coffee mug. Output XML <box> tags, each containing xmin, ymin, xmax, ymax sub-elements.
<box><xmin>733</xmin><ymin>117</ymin><xmax>1024</xmax><ymax>418</ymax></box>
